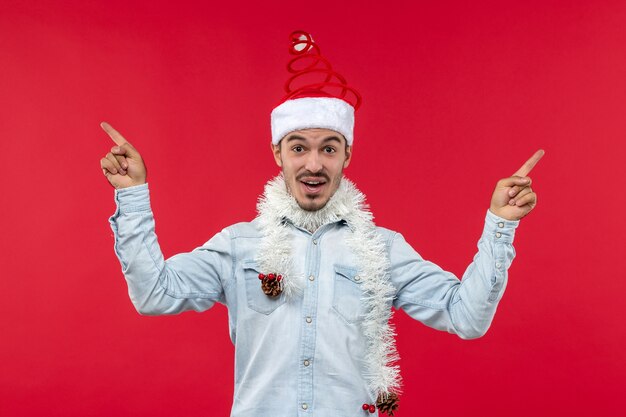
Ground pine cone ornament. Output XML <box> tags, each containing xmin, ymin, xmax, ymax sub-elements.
<box><xmin>376</xmin><ymin>392</ymin><xmax>399</xmax><ymax>416</ymax></box>
<box><xmin>258</xmin><ymin>273</ymin><xmax>283</xmax><ymax>297</ymax></box>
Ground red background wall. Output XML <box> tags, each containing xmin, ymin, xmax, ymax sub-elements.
<box><xmin>1</xmin><ymin>1</ymin><xmax>625</xmax><ymax>416</ymax></box>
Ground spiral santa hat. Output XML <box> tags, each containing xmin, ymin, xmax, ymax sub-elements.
<box><xmin>270</xmin><ymin>31</ymin><xmax>361</xmax><ymax>145</ymax></box>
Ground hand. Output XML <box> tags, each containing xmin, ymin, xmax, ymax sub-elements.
<box><xmin>99</xmin><ymin>122</ymin><xmax>147</xmax><ymax>189</ymax></box>
<box><xmin>489</xmin><ymin>149</ymin><xmax>545</xmax><ymax>221</ymax></box>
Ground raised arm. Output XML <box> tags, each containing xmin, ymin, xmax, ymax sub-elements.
<box><xmin>391</xmin><ymin>150</ymin><xmax>544</xmax><ymax>338</ymax></box>
<box><xmin>100</xmin><ymin>122</ymin><xmax>229</xmax><ymax>315</ymax></box>
<box><xmin>391</xmin><ymin>211</ymin><xmax>518</xmax><ymax>339</ymax></box>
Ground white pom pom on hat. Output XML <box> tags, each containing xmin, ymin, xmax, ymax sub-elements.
<box><xmin>270</xmin><ymin>31</ymin><xmax>361</xmax><ymax>146</ymax></box>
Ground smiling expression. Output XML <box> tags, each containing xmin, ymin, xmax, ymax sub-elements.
<box><xmin>272</xmin><ymin>128</ymin><xmax>353</xmax><ymax>211</ymax></box>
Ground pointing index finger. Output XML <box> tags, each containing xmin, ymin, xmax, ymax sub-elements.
<box><xmin>513</xmin><ymin>149</ymin><xmax>545</xmax><ymax>177</ymax></box>
<box><xmin>100</xmin><ymin>121</ymin><xmax>128</xmax><ymax>146</ymax></box>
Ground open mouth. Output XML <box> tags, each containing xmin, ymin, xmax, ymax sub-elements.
<box><xmin>300</xmin><ymin>179</ymin><xmax>327</xmax><ymax>194</ymax></box>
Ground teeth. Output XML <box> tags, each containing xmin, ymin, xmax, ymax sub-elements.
<box><xmin>305</xmin><ymin>181</ymin><xmax>321</xmax><ymax>185</ymax></box>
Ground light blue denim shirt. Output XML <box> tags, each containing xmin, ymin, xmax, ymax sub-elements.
<box><xmin>109</xmin><ymin>182</ymin><xmax>519</xmax><ymax>417</ymax></box>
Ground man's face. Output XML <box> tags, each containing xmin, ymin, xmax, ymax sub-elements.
<box><xmin>272</xmin><ymin>128</ymin><xmax>353</xmax><ymax>211</ymax></box>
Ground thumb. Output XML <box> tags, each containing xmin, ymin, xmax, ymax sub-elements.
<box><xmin>497</xmin><ymin>176</ymin><xmax>531</xmax><ymax>188</ymax></box>
<box><xmin>112</xmin><ymin>141</ymin><xmax>141</xmax><ymax>160</ymax></box>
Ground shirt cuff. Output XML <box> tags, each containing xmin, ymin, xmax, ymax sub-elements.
<box><xmin>482</xmin><ymin>209</ymin><xmax>519</xmax><ymax>244</ymax></box>
<box><xmin>113</xmin><ymin>183</ymin><xmax>151</xmax><ymax>213</ymax></box>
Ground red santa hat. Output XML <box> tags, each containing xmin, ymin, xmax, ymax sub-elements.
<box><xmin>270</xmin><ymin>31</ymin><xmax>362</xmax><ymax>146</ymax></box>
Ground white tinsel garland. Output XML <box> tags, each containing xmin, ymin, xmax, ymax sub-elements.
<box><xmin>255</xmin><ymin>175</ymin><xmax>402</xmax><ymax>397</ymax></box>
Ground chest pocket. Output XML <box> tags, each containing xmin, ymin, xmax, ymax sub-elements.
<box><xmin>242</xmin><ymin>260</ymin><xmax>286</xmax><ymax>315</ymax></box>
<box><xmin>332</xmin><ymin>265</ymin><xmax>364</xmax><ymax>324</ymax></box>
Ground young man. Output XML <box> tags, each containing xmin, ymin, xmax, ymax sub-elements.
<box><xmin>100</xmin><ymin>32</ymin><xmax>543</xmax><ymax>417</ymax></box>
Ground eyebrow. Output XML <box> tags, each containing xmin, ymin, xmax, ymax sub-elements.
<box><xmin>285</xmin><ymin>135</ymin><xmax>343</xmax><ymax>144</ymax></box>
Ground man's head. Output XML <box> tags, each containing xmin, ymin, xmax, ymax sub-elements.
<box><xmin>270</xmin><ymin>31</ymin><xmax>361</xmax><ymax>211</ymax></box>
<box><xmin>272</xmin><ymin>128</ymin><xmax>352</xmax><ymax>211</ymax></box>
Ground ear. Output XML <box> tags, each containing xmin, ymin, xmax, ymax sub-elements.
<box><xmin>271</xmin><ymin>142</ymin><xmax>282</xmax><ymax>167</ymax></box>
<box><xmin>343</xmin><ymin>144</ymin><xmax>353</xmax><ymax>169</ymax></box>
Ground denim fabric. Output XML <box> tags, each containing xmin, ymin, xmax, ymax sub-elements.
<box><xmin>109</xmin><ymin>183</ymin><xmax>519</xmax><ymax>417</ymax></box>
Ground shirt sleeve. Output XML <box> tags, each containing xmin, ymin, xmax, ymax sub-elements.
<box><xmin>391</xmin><ymin>209</ymin><xmax>519</xmax><ymax>339</ymax></box>
<box><xmin>108</xmin><ymin>183</ymin><xmax>231</xmax><ymax>315</ymax></box>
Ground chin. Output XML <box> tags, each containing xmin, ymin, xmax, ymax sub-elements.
<box><xmin>295</xmin><ymin>196</ymin><xmax>330</xmax><ymax>212</ymax></box>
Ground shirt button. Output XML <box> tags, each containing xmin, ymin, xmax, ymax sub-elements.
<box><xmin>302</xmin><ymin>403</ymin><xmax>308</xmax><ymax>410</ymax></box>
<box><xmin>306</xmin><ymin>316</ymin><xmax>312</xmax><ymax>323</ymax></box>
<box><xmin>495</xmin><ymin>232</ymin><xmax>502</xmax><ymax>238</ymax></box>
<box><xmin>496</xmin><ymin>262</ymin><xmax>502</xmax><ymax>269</ymax></box>
<box><xmin>312</xmin><ymin>239</ymin><xmax>318</xmax><ymax>245</ymax></box>
<box><xmin>304</xmin><ymin>359</ymin><xmax>310</xmax><ymax>366</ymax></box>
<box><xmin>354</xmin><ymin>275</ymin><xmax>360</xmax><ymax>282</ymax></box>
<box><xmin>309</xmin><ymin>275</ymin><xmax>315</xmax><ymax>281</ymax></box>
<box><xmin>498</xmin><ymin>222</ymin><xmax>504</xmax><ymax>228</ymax></box>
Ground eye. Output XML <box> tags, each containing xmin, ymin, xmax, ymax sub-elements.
<box><xmin>323</xmin><ymin>146</ymin><xmax>336</xmax><ymax>154</ymax></box>
<box><xmin>292</xmin><ymin>145</ymin><xmax>304</xmax><ymax>153</ymax></box>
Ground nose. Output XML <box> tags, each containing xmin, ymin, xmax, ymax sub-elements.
<box><xmin>304</xmin><ymin>151</ymin><xmax>323</xmax><ymax>173</ymax></box>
